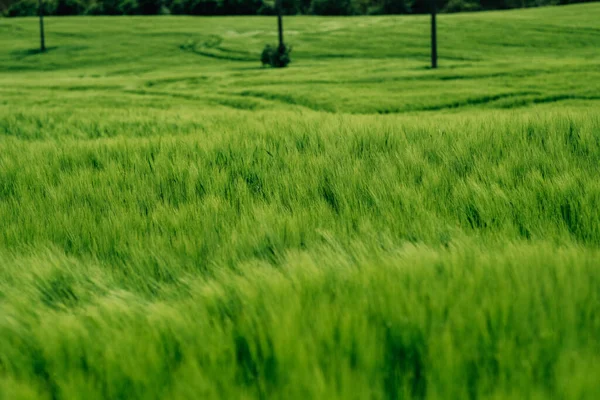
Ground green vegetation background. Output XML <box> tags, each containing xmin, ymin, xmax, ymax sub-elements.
<box><xmin>1</xmin><ymin>4</ymin><xmax>600</xmax><ymax>399</ymax></box>
<box><xmin>2</xmin><ymin>0</ymin><xmax>596</xmax><ymax>17</ymax></box>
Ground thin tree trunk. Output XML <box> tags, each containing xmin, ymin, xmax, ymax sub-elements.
<box><xmin>431</xmin><ymin>0</ymin><xmax>437</xmax><ymax>69</ymax></box>
<box><xmin>39</xmin><ymin>0</ymin><xmax>45</xmax><ymax>52</ymax></box>
<box><xmin>277</xmin><ymin>0</ymin><xmax>284</xmax><ymax>52</ymax></box>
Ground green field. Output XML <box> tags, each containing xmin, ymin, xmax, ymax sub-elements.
<box><xmin>1</xmin><ymin>4</ymin><xmax>600</xmax><ymax>399</ymax></box>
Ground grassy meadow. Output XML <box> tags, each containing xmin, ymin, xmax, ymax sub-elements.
<box><xmin>1</xmin><ymin>4</ymin><xmax>600</xmax><ymax>399</ymax></box>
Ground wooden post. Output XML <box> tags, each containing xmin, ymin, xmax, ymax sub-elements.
<box><xmin>431</xmin><ymin>0</ymin><xmax>437</xmax><ymax>69</ymax></box>
<box><xmin>39</xmin><ymin>0</ymin><xmax>45</xmax><ymax>52</ymax></box>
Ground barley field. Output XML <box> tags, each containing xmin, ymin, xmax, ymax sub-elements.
<box><xmin>1</xmin><ymin>4</ymin><xmax>600</xmax><ymax>399</ymax></box>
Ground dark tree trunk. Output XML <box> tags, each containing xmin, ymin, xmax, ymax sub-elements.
<box><xmin>431</xmin><ymin>0</ymin><xmax>437</xmax><ymax>69</ymax></box>
<box><xmin>276</xmin><ymin>0</ymin><xmax>284</xmax><ymax>53</ymax></box>
<box><xmin>39</xmin><ymin>0</ymin><xmax>45</xmax><ymax>52</ymax></box>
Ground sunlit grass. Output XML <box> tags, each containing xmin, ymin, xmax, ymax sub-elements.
<box><xmin>1</xmin><ymin>4</ymin><xmax>600</xmax><ymax>399</ymax></box>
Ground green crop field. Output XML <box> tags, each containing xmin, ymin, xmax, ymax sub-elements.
<box><xmin>1</xmin><ymin>3</ymin><xmax>600</xmax><ymax>399</ymax></box>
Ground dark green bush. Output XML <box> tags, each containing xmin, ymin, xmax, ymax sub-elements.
<box><xmin>443</xmin><ymin>0</ymin><xmax>480</xmax><ymax>12</ymax></box>
<box><xmin>55</xmin><ymin>0</ymin><xmax>87</xmax><ymax>14</ymax></box>
<box><xmin>84</xmin><ymin>1</ymin><xmax>105</xmax><ymax>14</ymax></box>
<box><xmin>167</xmin><ymin>0</ymin><xmax>218</xmax><ymax>14</ymax></box>
<box><xmin>368</xmin><ymin>0</ymin><xmax>413</xmax><ymax>14</ymax></box>
<box><xmin>258</xmin><ymin>0</ymin><xmax>308</xmax><ymax>14</ymax></box>
<box><xmin>261</xmin><ymin>44</ymin><xmax>292</xmax><ymax>68</ymax></box>
<box><xmin>217</xmin><ymin>0</ymin><xmax>262</xmax><ymax>14</ymax></box>
<box><xmin>137</xmin><ymin>0</ymin><xmax>162</xmax><ymax>14</ymax></box>
<box><xmin>86</xmin><ymin>0</ymin><xmax>137</xmax><ymax>14</ymax></box>
<box><xmin>0</xmin><ymin>0</ymin><xmax>8</xmax><ymax>14</ymax></box>
<box><xmin>118</xmin><ymin>0</ymin><xmax>139</xmax><ymax>13</ymax></box>
<box><xmin>310</xmin><ymin>0</ymin><xmax>355</xmax><ymax>14</ymax></box>
<box><xmin>6</xmin><ymin>0</ymin><xmax>48</xmax><ymax>16</ymax></box>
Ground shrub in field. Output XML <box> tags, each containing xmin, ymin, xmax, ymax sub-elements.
<box><xmin>261</xmin><ymin>44</ymin><xmax>292</xmax><ymax>68</ymax></box>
